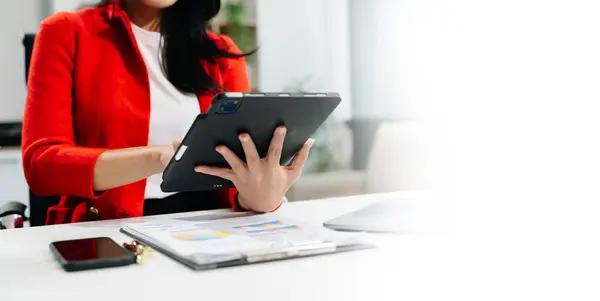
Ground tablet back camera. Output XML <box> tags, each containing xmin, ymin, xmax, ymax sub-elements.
<box><xmin>216</xmin><ymin>98</ymin><xmax>241</xmax><ymax>114</ymax></box>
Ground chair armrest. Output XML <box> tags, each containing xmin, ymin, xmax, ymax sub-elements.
<box><xmin>0</xmin><ymin>201</ymin><xmax>27</xmax><ymax>218</ymax></box>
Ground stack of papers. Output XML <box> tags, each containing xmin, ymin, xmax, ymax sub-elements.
<box><xmin>120</xmin><ymin>213</ymin><xmax>372</xmax><ymax>270</ymax></box>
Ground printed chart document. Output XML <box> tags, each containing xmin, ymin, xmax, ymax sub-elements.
<box><xmin>120</xmin><ymin>213</ymin><xmax>373</xmax><ymax>270</ymax></box>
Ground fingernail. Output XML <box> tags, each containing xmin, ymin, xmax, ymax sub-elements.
<box><xmin>239</xmin><ymin>134</ymin><xmax>248</xmax><ymax>141</ymax></box>
<box><xmin>277</xmin><ymin>127</ymin><xmax>287</xmax><ymax>135</ymax></box>
<box><xmin>194</xmin><ymin>166</ymin><xmax>204</xmax><ymax>172</ymax></box>
<box><xmin>308</xmin><ymin>138</ymin><xmax>315</xmax><ymax>146</ymax></box>
<box><xmin>215</xmin><ymin>146</ymin><xmax>223</xmax><ymax>152</ymax></box>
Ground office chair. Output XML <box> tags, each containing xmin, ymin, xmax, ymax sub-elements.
<box><xmin>0</xmin><ymin>34</ymin><xmax>45</xmax><ymax>228</ymax></box>
<box><xmin>22</xmin><ymin>33</ymin><xmax>61</xmax><ymax>227</ymax></box>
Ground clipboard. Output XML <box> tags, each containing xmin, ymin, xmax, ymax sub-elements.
<box><xmin>119</xmin><ymin>213</ymin><xmax>375</xmax><ymax>271</ymax></box>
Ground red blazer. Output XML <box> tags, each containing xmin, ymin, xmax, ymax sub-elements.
<box><xmin>22</xmin><ymin>1</ymin><xmax>249</xmax><ymax>225</ymax></box>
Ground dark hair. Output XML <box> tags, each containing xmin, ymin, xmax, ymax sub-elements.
<box><xmin>101</xmin><ymin>0</ymin><xmax>253</xmax><ymax>94</ymax></box>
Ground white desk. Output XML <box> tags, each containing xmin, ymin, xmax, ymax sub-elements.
<box><xmin>0</xmin><ymin>191</ymin><xmax>450</xmax><ymax>301</ymax></box>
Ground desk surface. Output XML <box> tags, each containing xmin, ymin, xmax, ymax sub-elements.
<box><xmin>0</xmin><ymin>191</ymin><xmax>450</xmax><ymax>301</ymax></box>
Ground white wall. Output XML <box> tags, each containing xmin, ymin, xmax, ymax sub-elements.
<box><xmin>349</xmin><ymin>0</ymin><xmax>423</xmax><ymax>120</ymax></box>
<box><xmin>0</xmin><ymin>1</ymin><xmax>44</xmax><ymax>122</ymax></box>
<box><xmin>256</xmin><ymin>0</ymin><xmax>352</xmax><ymax>120</ymax></box>
<box><xmin>52</xmin><ymin>0</ymin><xmax>96</xmax><ymax>12</ymax></box>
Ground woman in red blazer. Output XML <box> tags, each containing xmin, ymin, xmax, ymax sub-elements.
<box><xmin>22</xmin><ymin>0</ymin><xmax>314</xmax><ymax>225</ymax></box>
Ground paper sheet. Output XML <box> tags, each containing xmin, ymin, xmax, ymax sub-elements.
<box><xmin>122</xmin><ymin>213</ymin><xmax>357</xmax><ymax>264</ymax></box>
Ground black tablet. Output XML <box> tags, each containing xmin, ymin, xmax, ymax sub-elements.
<box><xmin>160</xmin><ymin>92</ymin><xmax>341</xmax><ymax>192</ymax></box>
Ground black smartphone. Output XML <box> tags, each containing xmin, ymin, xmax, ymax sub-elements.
<box><xmin>50</xmin><ymin>237</ymin><xmax>136</xmax><ymax>272</ymax></box>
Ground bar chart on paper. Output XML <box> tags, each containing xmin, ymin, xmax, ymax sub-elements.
<box><xmin>232</xmin><ymin>220</ymin><xmax>285</xmax><ymax>229</ymax></box>
<box><xmin>171</xmin><ymin>232</ymin><xmax>230</xmax><ymax>241</ymax></box>
<box><xmin>231</xmin><ymin>220</ymin><xmax>303</xmax><ymax>235</ymax></box>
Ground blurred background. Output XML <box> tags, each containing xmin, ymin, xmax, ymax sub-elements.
<box><xmin>2</xmin><ymin>0</ymin><xmax>600</xmax><ymax>292</ymax></box>
<box><xmin>0</xmin><ymin>0</ymin><xmax>432</xmax><ymax>212</ymax></box>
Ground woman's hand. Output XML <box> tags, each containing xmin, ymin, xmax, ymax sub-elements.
<box><xmin>194</xmin><ymin>127</ymin><xmax>314</xmax><ymax>212</ymax></box>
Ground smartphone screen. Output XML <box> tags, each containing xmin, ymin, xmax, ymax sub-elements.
<box><xmin>52</xmin><ymin>237</ymin><xmax>131</xmax><ymax>262</ymax></box>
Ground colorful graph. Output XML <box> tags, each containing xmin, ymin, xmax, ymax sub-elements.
<box><xmin>246</xmin><ymin>225</ymin><xmax>302</xmax><ymax>234</ymax></box>
<box><xmin>172</xmin><ymin>232</ymin><xmax>229</xmax><ymax>241</ymax></box>
<box><xmin>233</xmin><ymin>220</ymin><xmax>284</xmax><ymax>229</ymax></box>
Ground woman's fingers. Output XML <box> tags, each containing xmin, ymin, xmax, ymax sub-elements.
<box><xmin>239</xmin><ymin>133</ymin><xmax>261</xmax><ymax>170</ymax></box>
<box><xmin>267</xmin><ymin>126</ymin><xmax>287</xmax><ymax>166</ymax></box>
<box><xmin>215</xmin><ymin>145</ymin><xmax>246</xmax><ymax>174</ymax></box>
<box><xmin>288</xmin><ymin>139</ymin><xmax>315</xmax><ymax>172</ymax></box>
<box><xmin>194</xmin><ymin>166</ymin><xmax>235</xmax><ymax>181</ymax></box>
<box><xmin>171</xmin><ymin>139</ymin><xmax>182</xmax><ymax>150</ymax></box>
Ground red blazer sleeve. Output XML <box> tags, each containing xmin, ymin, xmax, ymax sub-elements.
<box><xmin>22</xmin><ymin>13</ymin><xmax>107</xmax><ymax>198</ymax></box>
<box><xmin>217</xmin><ymin>35</ymin><xmax>251</xmax><ymax>210</ymax></box>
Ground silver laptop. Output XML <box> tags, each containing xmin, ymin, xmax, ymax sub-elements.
<box><xmin>323</xmin><ymin>197</ymin><xmax>441</xmax><ymax>234</ymax></box>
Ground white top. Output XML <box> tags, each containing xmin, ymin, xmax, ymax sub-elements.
<box><xmin>0</xmin><ymin>192</ymin><xmax>448</xmax><ymax>301</ymax></box>
<box><xmin>130</xmin><ymin>23</ymin><xmax>201</xmax><ymax>199</ymax></box>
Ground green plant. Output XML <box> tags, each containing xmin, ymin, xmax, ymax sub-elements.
<box><xmin>223</xmin><ymin>1</ymin><xmax>251</xmax><ymax>52</ymax></box>
<box><xmin>307</xmin><ymin>119</ymin><xmax>348</xmax><ymax>173</ymax></box>
<box><xmin>283</xmin><ymin>77</ymin><xmax>349</xmax><ymax>173</ymax></box>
